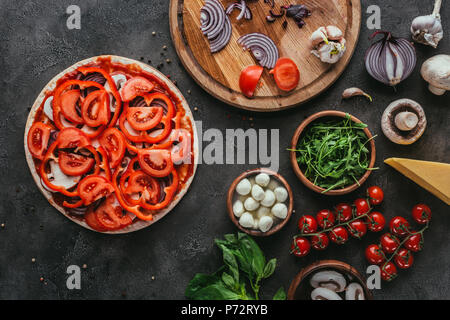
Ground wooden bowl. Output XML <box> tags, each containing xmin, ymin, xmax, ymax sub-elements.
<box><xmin>290</xmin><ymin>111</ymin><xmax>376</xmax><ymax>196</ymax></box>
<box><xmin>226</xmin><ymin>168</ymin><xmax>294</xmax><ymax>237</ymax></box>
<box><xmin>287</xmin><ymin>260</ymin><xmax>373</xmax><ymax>300</ymax></box>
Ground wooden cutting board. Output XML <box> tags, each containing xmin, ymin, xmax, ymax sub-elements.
<box><xmin>170</xmin><ymin>0</ymin><xmax>361</xmax><ymax>112</ymax></box>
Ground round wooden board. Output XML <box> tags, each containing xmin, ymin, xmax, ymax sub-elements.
<box><xmin>170</xmin><ymin>0</ymin><xmax>361</xmax><ymax>112</ymax></box>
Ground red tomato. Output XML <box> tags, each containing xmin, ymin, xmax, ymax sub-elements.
<box><xmin>411</xmin><ymin>204</ymin><xmax>432</xmax><ymax>225</ymax></box>
<box><xmin>290</xmin><ymin>237</ymin><xmax>311</xmax><ymax>257</ymax></box>
<box><xmin>125</xmin><ymin>170</ymin><xmax>161</xmax><ymax>205</ymax></box>
<box><xmin>298</xmin><ymin>215</ymin><xmax>318</xmax><ymax>234</ymax></box>
<box><xmin>239</xmin><ymin>65</ymin><xmax>264</xmax><ymax>98</ymax></box>
<box><xmin>126</xmin><ymin>107</ymin><xmax>163</xmax><ymax>131</ymax></box>
<box><xmin>81</xmin><ymin>90</ymin><xmax>110</xmax><ymax>127</ymax></box>
<box><xmin>85</xmin><ymin>206</ymin><xmax>107</xmax><ymax>232</ymax></box>
<box><xmin>77</xmin><ymin>175</ymin><xmax>114</xmax><ymax>206</ymax></box>
<box><xmin>269</xmin><ymin>58</ymin><xmax>300</xmax><ymax>92</ymax></box>
<box><xmin>311</xmin><ymin>233</ymin><xmax>329</xmax><ymax>250</ymax></box>
<box><xmin>348</xmin><ymin>220</ymin><xmax>367</xmax><ymax>239</ymax></box>
<box><xmin>99</xmin><ymin>128</ymin><xmax>126</xmax><ymax>168</ymax></box>
<box><xmin>354</xmin><ymin>198</ymin><xmax>370</xmax><ymax>216</ymax></box>
<box><xmin>94</xmin><ymin>195</ymin><xmax>132</xmax><ymax>231</ymax></box>
<box><xmin>367</xmin><ymin>186</ymin><xmax>384</xmax><ymax>206</ymax></box>
<box><xmin>394</xmin><ymin>248</ymin><xmax>414</xmax><ymax>269</ymax></box>
<box><xmin>138</xmin><ymin>149</ymin><xmax>173</xmax><ymax>178</ymax></box>
<box><xmin>404</xmin><ymin>233</ymin><xmax>423</xmax><ymax>252</ymax></box>
<box><xmin>27</xmin><ymin>122</ymin><xmax>52</xmax><ymax>160</ymax></box>
<box><xmin>334</xmin><ymin>203</ymin><xmax>352</xmax><ymax>222</ymax></box>
<box><xmin>59</xmin><ymin>89</ymin><xmax>83</xmax><ymax>124</ymax></box>
<box><xmin>365</xmin><ymin>244</ymin><xmax>386</xmax><ymax>265</ymax></box>
<box><xmin>381</xmin><ymin>262</ymin><xmax>398</xmax><ymax>281</ymax></box>
<box><xmin>56</xmin><ymin>128</ymin><xmax>91</xmax><ymax>149</ymax></box>
<box><xmin>329</xmin><ymin>226</ymin><xmax>349</xmax><ymax>244</ymax></box>
<box><xmin>389</xmin><ymin>216</ymin><xmax>411</xmax><ymax>237</ymax></box>
<box><xmin>316</xmin><ymin>209</ymin><xmax>335</xmax><ymax>229</ymax></box>
<box><xmin>121</xmin><ymin>76</ymin><xmax>155</xmax><ymax>102</ymax></box>
<box><xmin>58</xmin><ymin>151</ymin><xmax>94</xmax><ymax>176</ymax></box>
<box><xmin>367</xmin><ymin>211</ymin><xmax>386</xmax><ymax>232</ymax></box>
<box><xmin>380</xmin><ymin>233</ymin><xmax>400</xmax><ymax>254</ymax></box>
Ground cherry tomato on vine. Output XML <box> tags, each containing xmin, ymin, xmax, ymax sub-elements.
<box><xmin>412</xmin><ymin>204</ymin><xmax>432</xmax><ymax>225</ymax></box>
<box><xmin>334</xmin><ymin>203</ymin><xmax>352</xmax><ymax>222</ymax></box>
<box><xmin>298</xmin><ymin>215</ymin><xmax>318</xmax><ymax>234</ymax></box>
<box><xmin>291</xmin><ymin>237</ymin><xmax>311</xmax><ymax>257</ymax></box>
<box><xmin>404</xmin><ymin>233</ymin><xmax>423</xmax><ymax>252</ymax></box>
<box><xmin>365</xmin><ymin>244</ymin><xmax>386</xmax><ymax>265</ymax></box>
<box><xmin>380</xmin><ymin>233</ymin><xmax>400</xmax><ymax>254</ymax></box>
<box><xmin>316</xmin><ymin>209</ymin><xmax>335</xmax><ymax>229</ymax></box>
<box><xmin>329</xmin><ymin>226</ymin><xmax>349</xmax><ymax>245</ymax></box>
<box><xmin>367</xmin><ymin>211</ymin><xmax>386</xmax><ymax>232</ymax></box>
<box><xmin>311</xmin><ymin>233</ymin><xmax>329</xmax><ymax>250</ymax></box>
<box><xmin>354</xmin><ymin>198</ymin><xmax>370</xmax><ymax>216</ymax></box>
<box><xmin>367</xmin><ymin>186</ymin><xmax>384</xmax><ymax>205</ymax></box>
<box><xmin>381</xmin><ymin>262</ymin><xmax>398</xmax><ymax>281</ymax></box>
<box><xmin>348</xmin><ymin>220</ymin><xmax>367</xmax><ymax>239</ymax></box>
<box><xmin>389</xmin><ymin>216</ymin><xmax>411</xmax><ymax>237</ymax></box>
<box><xmin>394</xmin><ymin>248</ymin><xmax>414</xmax><ymax>269</ymax></box>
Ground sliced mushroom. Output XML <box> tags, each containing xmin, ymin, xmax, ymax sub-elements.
<box><xmin>345</xmin><ymin>282</ymin><xmax>365</xmax><ymax>300</ymax></box>
<box><xmin>310</xmin><ymin>270</ymin><xmax>347</xmax><ymax>292</ymax></box>
<box><xmin>421</xmin><ymin>54</ymin><xmax>450</xmax><ymax>95</ymax></box>
<box><xmin>381</xmin><ymin>99</ymin><xmax>427</xmax><ymax>145</ymax></box>
<box><xmin>48</xmin><ymin>161</ymin><xmax>81</xmax><ymax>190</ymax></box>
<box><xmin>311</xmin><ymin>287</ymin><xmax>342</xmax><ymax>300</ymax></box>
<box><xmin>43</xmin><ymin>96</ymin><xmax>54</xmax><ymax>121</ymax></box>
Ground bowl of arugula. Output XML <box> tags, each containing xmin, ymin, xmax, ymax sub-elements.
<box><xmin>289</xmin><ymin>111</ymin><xmax>376</xmax><ymax>195</ymax></box>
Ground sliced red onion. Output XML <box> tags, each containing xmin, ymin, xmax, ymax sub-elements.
<box><xmin>226</xmin><ymin>1</ymin><xmax>252</xmax><ymax>20</ymax></box>
<box><xmin>238</xmin><ymin>33</ymin><xmax>279</xmax><ymax>69</ymax></box>
<box><xmin>365</xmin><ymin>31</ymin><xmax>417</xmax><ymax>86</ymax></box>
<box><xmin>209</xmin><ymin>15</ymin><xmax>232</xmax><ymax>53</ymax></box>
<box><xmin>200</xmin><ymin>0</ymin><xmax>226</xmax><ymax>40</ymax></box>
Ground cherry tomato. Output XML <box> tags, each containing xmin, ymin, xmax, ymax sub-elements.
<box><xmin>367</xmin><ymin>211</ymin><xmax>386</xmax><ymax>232</ymax></box>
<box><xmin>329</xmin><ymin>226</ymin><xmax>349</xmax><ymax>244</ymax></box>
<box><xmin>381</xmin><ymin>262</ymin><xmax>398</xmax><ymax>281</ymax></box>
<box><xmin>269</xmin><ymin>58</ymin><xmax>300</xmax><ymax>92</ymax></box>
<box><xmin>334</xmin><ymin>203</ymin><xmax>352</xmax><ymax>222</ymax></box>
<box><xmin>239</xmin><ymin>65</ymin><xmax>264</xmax><ymax>98</ymax></box>
<box><xmin>389</xmin><ymin>216</ymin><xmax>411</xmax><ymax>237</ymax></box>
<box><xmin>354</xmin><ymin>198</ymin><xmax>370</xmax><ymax>216</ymax></box>
<box><xmin>59</xmin><ymin>89</ymin><xmax>83</xmax><ymax>124</ymax></box>
<box><xmin>365</xmin><ymin>244</ymin><xmax>386</xmax><ymax>265</ymax></box>
<box><xmin>316</xmin><ymin>209</ymin><xmax>335</xmax><ymax>229</ymax></box>
<box><xmin>99</xmin><ymin>128</ymin><xmax>126</xmax><ymax>168</ymax></box>
<box><xmin>290</xmin><ymin>237</ymin><xmax>311</xmax><ymax>257</ymax></box>
<box><xmin>412</xmin><ymin>204</ymin><xmax>432</xmax><ymax>225</ymax></box>
<box><xmin>348</xmin><ymin>220</ymin><xmax>367</xmax><ymax>239</ymax></box>
<box><xmin>27</xmin><ymin>122</ymin><xmax>52</xmax><ymax>160</ymax></box>
<box><xmin>298</xmin><ymin>215</ymin><xmax>318</xmax><ymax>234</ymax></box>
<box><xmin>404</xmin><ymin>233</ymin><xmax>423</xmax><ymax>252</ymax></box>
<box><xmin>367</xmin><ymin>186</ymin><xmax>384</xmax><ymax>206</ymax></box>
<box><xmin>77</xmin><ymin>175</ymin><xmax>114</xmax><ymax>206</ymax></box>
<box><xmin>138</xmin><ymin>149</ymin><xmax>173</xmax><ymax>178</ymax></box>
<box><xmin>394</xmin><ymin>248</ymin><xmax>414</xmax><ymax>269</ymax></box>
<box><xmin>81</xmin><ymin>90</ymin><xmax>110</xmax><ymax>127</ymax></box>
<box><xmin>380</xmin><ymin>233</ymin><xmax>400</xmax><ymax>254</ymax></box>
<box><xmin>126</xmin><ymin>107</ymin><xmax>163</xmax><ymax>131</ymax></box>
<box><xmin>311</xmin><ymin>233</ymin><xmax>329</xmax><ymax>250</ymax></box>
<box><xmin>58</xmin><ymin>151</ymin><xmax>95</xmax><ymax>176</ymax></box>
<box><xmin>121</xmin><ymin>76</ymin><xmax>155</xmax><ymax>102</ymax></box>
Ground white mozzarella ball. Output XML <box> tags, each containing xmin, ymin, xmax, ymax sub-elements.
<box><xmin>255</xmin><ymin>173</ymin><xmax>271</xmax><ymax>187</ymax></box>
<box><xmin>252</xmin><ymin>218</ymin><xmax>260</xmax><ymax>230</ymax></box>
<box><xmin>272</xmin><ymin>203</ymin><xmax>288</xmax><ymax>219</ymax></box>
<box><xmin>239</xmin><ymin>212</ymin><xmax>255</xmax><ymax>229</ymax></box>
<box><xmin>236</xmin><ymin>178</ymin><xmax>252</xmax><ymax>196</ymax></box>
<box><xmin>233</xmin><ymin>200</ymin><xmax>244</xmax><ymax>218</ymax></box>
<box><xmin>251</xmin><ymin>184</ymin><xmax>265</xmax><ymax>201</ymax></box>
<box><xmin>244</xmin><ymin>197</ymin><xmax>260</xmax><ymax>211</ymax></box>
<box><xmin>256</xmin><ymin>206</ymin><xmax>271</xmax><ymax>219</ymax></box>
<box><xmin>274</xmin><ymin>187</ymin><xmax>288</xmax><ymax>203</ymax></box>
<box><xmin>258</xmin><ymin>216</ymin><xmax>274</xmax><ymax>233</ymax></box>
<box><xmin>261</xmin><ymin>190</ymin><xmax>276</xmax><ymax>207</ymax></box>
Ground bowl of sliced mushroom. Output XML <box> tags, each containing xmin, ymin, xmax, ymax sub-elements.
<box><xmin>227</xmin><ymin>168</ymin><xmax>294</xmax><ymax>237</ymax></box>
<box><xmin>287</xmin><ymin>260</ymin><xmax>372</xmax><ymax>300</ymax></box>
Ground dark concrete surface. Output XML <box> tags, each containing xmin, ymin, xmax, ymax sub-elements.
<box><xmin>0</xmin><ymin>0</ymin><xmax>449</xmax><ymax>300</ymax></box>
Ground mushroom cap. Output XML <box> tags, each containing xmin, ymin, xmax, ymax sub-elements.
<box><xmin>420</xmin><ymin>54</ymin><xmax>450</xmax><ymax>91</ymax></box>
<box><xmin>381</xmin><ymin>99</ymin><xmax>427</xmax><ymax>145</ymax></box>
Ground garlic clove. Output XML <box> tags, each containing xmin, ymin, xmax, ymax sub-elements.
<box><xmin>411</xmin><ymin>15</ymin><xmax>443</xmax><ymax>48</ymax></box>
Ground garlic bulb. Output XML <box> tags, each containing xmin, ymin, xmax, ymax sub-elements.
<box><xmin>310</xmin><ymin>26</ymin><xmax>346</xmax><ymax>64</ymax></box>
<box><xmin>411</xmin><ymin>0</ymin><xmax>443</xmax><ymax>48</ymax></box>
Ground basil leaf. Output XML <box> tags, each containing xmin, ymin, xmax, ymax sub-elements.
<box><xmin>221</xmin><ymin>272</ymin><xmax>235</xmax><ymax>289</ymax></box>
<box><xmin>273</xmin><ymin>287</ymin><xmax>287</xmax><ymax>300</ymax></box>
<box><xmin>221</xmin><ymin>247</ymin><xmax>240</xmax><ymax>284</ymax></box>
<box><xmin>262</xmin><ymin>258</ymin><xmax>277</xmax><ymax>279</ymax></box>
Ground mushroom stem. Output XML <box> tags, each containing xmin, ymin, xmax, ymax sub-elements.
<box><xmin>395</xmin><ymin>112</ymin><xmax>419</xmax><ymax>131</ymax></box>
<box><xmin>433</xmin><ymin>0</ymin><xmax>442</xmax><ymax>17</ymax></box>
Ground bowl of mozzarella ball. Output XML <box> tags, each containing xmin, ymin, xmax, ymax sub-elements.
<box><xmin>227</xmin><ymin>169</ymin><xmax>294</xmax><ymax>236</ymax></box>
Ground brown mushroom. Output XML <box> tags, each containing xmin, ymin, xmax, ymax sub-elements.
<box><xmin>381</xmin><ymin>99</ymin><xmax>427</xmax><ymax>145</ymax></box>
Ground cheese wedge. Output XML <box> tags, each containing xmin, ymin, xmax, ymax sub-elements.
<box><xmin>385</xmin><ymin>158</ymin><xmax>450</xmax><ymax>205</ymax></box>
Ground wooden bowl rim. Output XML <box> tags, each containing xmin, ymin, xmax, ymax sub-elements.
<box><xmin>290</xmin><ymin>110</ymin><xmax>376</xmax><ymax>196</ymax></box>
<box><xmin>287</xmin><ymin>259</ymin><xmax>373</xmax><ymax>300</ymax></box>
<box><xmin>226</xmin><ymin>168</ymin><xmax>294</xmax><ymax>237</ymax></box>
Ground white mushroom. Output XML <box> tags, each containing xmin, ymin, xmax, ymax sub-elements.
<box><xmin>233</xmin><ymin>200</ymin><xmax>245</xmax><ymax>218</ymax></box>
<box><xmin>255</xmin><ymin>173</ymin><xmax>270</xmax><ymax>187</ymax></box>
<box><xmin>310</xmin><ymin>270</ymin><xmax>347</xmax><ymax>292</ymax></box>
<box><xmin>310</xmin><ymin>26</ymin><xmax>346</xmax><ymax>64</ymax></box>
<box><xmin>311</xmin><ymin>287</ymin><xmax>342</xmax><ymax>300</ymax></box>
<box><xmin>47</xmin><ymin>161</ymin><xmax>81</xmax><ymax>190</ymax></box>
<box><xmin>236</xmin><ymin>178</ymin><xmax>252</xmax><ymax>196</ymax></box>
<box><xmin>420</xmin><ymin>54</ymin><xmax>450</xmax><ymax>95</ymax></box>
<box><xmin>258</xmin><ymin>216</ymin><xmax>274</xmax><ymax>233</ymax></box>
<box><xmin>239</xmin><ymin>212</ymin><xmax>255</xmax><ymax>228</ymax></box>
<box><xmin>271</xmin><ymin>203</ymin><xmax>288</xmax><ymax>219</ymax></box>
<box><xmin>256</xmin><ymin>206</ymin><xmax>271</xmax><ymax>219</ymax></box>
<box><xmin>43</xmin><ymin>96</ymin><xmax>54</xmax><ymax>121</ymax></box>
<box><xmin>105</xmin><ymin>74</ymin><xmax>128</xmax><ymax>112</ymax></box>
<box><xmin>274</xmin><ymin>187</ymin><xmax>288</xmax><ymax>202</ymax></box>
<box><xmin>251</xmin><ymin>184</ymin><xmax>265</xmax><ymax>201</ymax></box>
<box><xmin>261</xmin><ymin>190</ymin><xmax>276</xmax><ymax>207</ymax></box>
<box><xmin>244</xmin><ymin>197</ymin><xmax>260</xmax><ymax>211</ymax></box>
<box><xmin>345</xmin><ymin>283</ymin><xmax>365</xmax><ymax>300</ymax></box>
